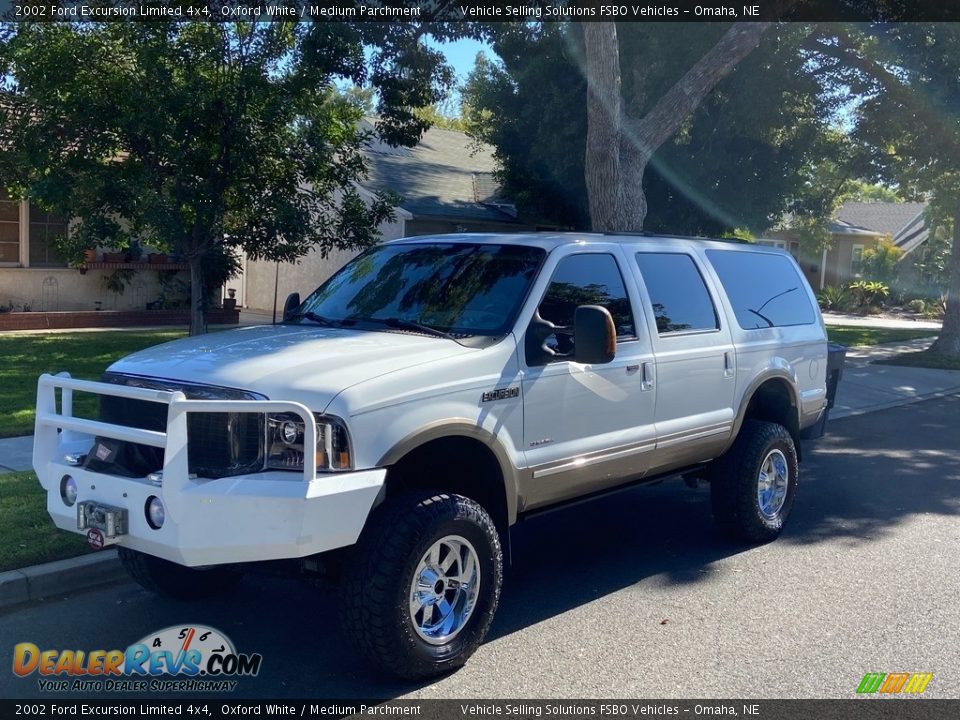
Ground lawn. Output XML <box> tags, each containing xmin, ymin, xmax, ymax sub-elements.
<box><xmin>0</xmin><ymin>470</ymin><xmax>91</xmax><ymax>572</ymax></box>
<box><xmin>826</xmin><ymin>325</ymin><xmax>937</xmax><ymax>347</ymax></box>
<box><xmin>0</xmin><ymin>330</ymin><xmax>185</xmax><ymax>438</ymax></box>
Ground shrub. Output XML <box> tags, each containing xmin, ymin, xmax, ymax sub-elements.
<box><xmin>848</xmin><ymin>280</ymin><xmax>890</xmax><ymax>311</ymax></box>
<box><xmin>860</xmin><ymin>240</ymin><xmax>904</xmax><ymax>285</ymax></box>
<box><xmin>817</xmin><ymin>285</ymin><xmax>850</xmax><ymax>312</ymax></box>
<box><xmin>908</xmin><ymin>298</ymin><xmax>928</xmax><ymax>314</ymax></box>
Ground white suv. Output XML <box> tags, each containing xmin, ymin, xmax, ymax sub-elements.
<box><xmin>33</xmin><ymin>233</ymin><xmax>841</xmax><ymax>679</ymax></box>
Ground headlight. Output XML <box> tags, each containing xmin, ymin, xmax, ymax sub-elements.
<box><xmin>266</xmin><ymin>413</ymin><xmax>353</xmax><ymax>472</ymax></box>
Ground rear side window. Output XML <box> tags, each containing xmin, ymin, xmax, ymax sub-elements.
<box><xmin>706</xmin><ymin>249</ymin><xmax>816</xmax><ymax>330</ymax></box>
<box><xmin>634</xmin><ymin>253</ymin><xmax>718</xmax><ymax>334</ymax></box>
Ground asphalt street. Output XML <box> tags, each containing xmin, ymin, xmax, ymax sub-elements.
<box><xmin>3</xmin><ymin>395</ymin><xmax>959</xmax><ymax>700</ymax></box>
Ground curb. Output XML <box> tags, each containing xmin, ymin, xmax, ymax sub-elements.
<box><xmin>0</xmin><ymin>550</ymin><xmax>126</xmax><ymax>612</ymax></box>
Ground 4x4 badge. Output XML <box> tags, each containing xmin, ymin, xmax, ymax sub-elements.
<box><xmin>481</xmin><ymin>387</ymin><xmax>519</xmax><ymax>403</ymax></box>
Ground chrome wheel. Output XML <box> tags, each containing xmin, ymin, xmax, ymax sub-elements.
<box><xmin>757</xmin><ymin>449</ymin><xmax>789</xmax><ymax>519</ymax></box>
<box><xmin>409</xmin><ymin>535</ymin><xmax>481</xmax><ymax>645</ymax></box>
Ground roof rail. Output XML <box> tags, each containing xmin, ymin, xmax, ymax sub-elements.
<box><xmin>603</xmin><ymin>231</ymin><xmax>750</xmax><ymax>244</ymax></box>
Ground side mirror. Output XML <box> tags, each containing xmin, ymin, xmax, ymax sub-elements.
<box><xmin>574</xmin><ymin>305</ymin><xmax>616</xmax><ymax>364</ymax></box>
<box><xmin>282</xmin><ymin>292</ymin><xmax>300</xmax><ymax>321</ymax></box>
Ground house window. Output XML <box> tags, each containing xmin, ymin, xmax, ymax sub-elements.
<box><xmin>29</xmin><ymin>206</ymin><xmax>68</xmax><ymax>267</ymax></box>
<box><xmin>789</xmin><ymin>241</ymin><xmax>801</xmax><ymax>260</ymax></box>
<box><xmin>0</xmin><ymin>190</ymin><xmax>19</xmax><ymax>264</ymax></box>
<box><xmin>757</xmin><ymin>239</ymin><xmax>788</xmax><ymax>250</ymax></box>
<box><xmin>851</xmin><ymin>244</ymin><xmax>865</xmax><ymax>276</ymax></box>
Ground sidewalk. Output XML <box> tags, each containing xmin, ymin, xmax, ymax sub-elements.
<box><xmin>830</xmin><ymin>337</ymin><xmax>960</xmax><ymax>419</ymax></box>
<box><xmin>822</xmin><ymin>311</ymin><xmax>942</xmax><ymax>330</ymax></box>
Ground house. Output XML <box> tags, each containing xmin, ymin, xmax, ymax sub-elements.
<box><xmin>0</xmin><ymin>190</ymin><xmax>177</xmax><ymax>314</ymax></box>
<box><xmin>770</xmin><ymin>201</ymin><xmax>929</xmax><ymax>290</ymax></box>
<box><xmin>239</xmin><ymin>124</ymin><xmax>535</xmax><ymax>313</ymax></box>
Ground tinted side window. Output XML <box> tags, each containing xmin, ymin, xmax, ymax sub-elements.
<box><xmin>634</xmin><ymin>253</ymin><xmax>718</xmax><ymax>334</ymax></box>
<box><xmin>538</xmin><ymin>254</ymin><xmax>635</xmax><ymax>339</ymax></box>
<box><xmin>706</xmin><ymin>249</ymin><xmax>816</xmax><ymax>329</ymax></box>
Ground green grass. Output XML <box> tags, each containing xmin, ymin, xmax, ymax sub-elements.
<box><xmin>826</xmin><ymin>325</ymin><xmax>937</xmax><ymax>347</ymax></box>
<box><xmin>0</xmin><ymin>471</ymin><xmax>91</xmax><ymax>572</ymax></box>
<box><xmin>0</xmin><ymin>330</ymin><xmax>186</xmax><ymax>438</ymax></box>
<box><xmin>875</xmin><ymin>350</ymin><xmax>960</xmax><ymax>371</ymax></box>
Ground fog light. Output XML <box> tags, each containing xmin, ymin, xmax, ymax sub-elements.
<box><xmin>60</xmin><ymin>475</ymin><xmax>78</xmax><ymax>507</ymax></box>
<box><xmin>146</xmin><ymin>496</ymin><xmax>165</xmax><ymax>530</ymax></box>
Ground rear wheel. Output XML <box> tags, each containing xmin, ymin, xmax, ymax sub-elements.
<box><xmin>710</xmin><ymin>420</ymin><xmax>798</xmax><ymax>542</ymax></box>
<box><xmin>341</xmin><ymin>491</ymin><xmax>502</xmax><ymax>680</ymax></box>
<box><xmin>118</xmin><ymin>547</ymin><xmax>242</xmax><ymax>600</ymax></box>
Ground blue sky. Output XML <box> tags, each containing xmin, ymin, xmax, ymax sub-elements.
<box><xmin>428</xmin><ymin>36</ymin><xmax>492</xmax><ymax>83</ymax></box>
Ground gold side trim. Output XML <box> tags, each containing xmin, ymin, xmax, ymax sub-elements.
<box><xmin>532</xmin><ymin>442</ymin><xmax>655</xmax><ymax>479</ymax></box>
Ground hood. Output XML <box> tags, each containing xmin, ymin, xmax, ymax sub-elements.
<box><xmin>108</xmin><ymin>325</ymin><xmax>475</xmax><ymax>411</ymax></box>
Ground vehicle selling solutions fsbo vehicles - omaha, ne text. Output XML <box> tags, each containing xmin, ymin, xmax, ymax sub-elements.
<box><xmin>33</xmin><ymin>233</ymin><xmax>844</xmax><ymax>679</ymax></box>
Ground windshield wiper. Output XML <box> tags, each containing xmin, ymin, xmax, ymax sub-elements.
<box><xmin>747</xmin><ymin>287</ymin><xmax>798</xmax><ymax>328</ymax></box>
<box><xmin>357</xmin><ymin>317</ymin><xmax>469</xmax><ymax>346</ymax></box>
<box><xmin>289</xmin><ymin>311</ymin><xmax>341</xmax><ymax>327</ymax></box>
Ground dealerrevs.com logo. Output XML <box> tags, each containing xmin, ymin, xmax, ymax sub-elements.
<box><xmin>13</xmin><ymin>625</ymin><xmax>262</xmax><ymax>693</ymax></box>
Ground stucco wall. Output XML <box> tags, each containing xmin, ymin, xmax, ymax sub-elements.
<box><xmin>0</xmin><ymin>267</ymin><xmax>174</xmax><ymax>312</ymax></box>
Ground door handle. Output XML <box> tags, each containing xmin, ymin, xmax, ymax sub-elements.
<box><xmin>641</xmin><ymin>361</ymin><xmax>654</xmax><ymax>391</ymax></box>
<box><xmin>723</xmin><ymin>351</ymin><xmax>735</xmax><ymax>378</ymax></box>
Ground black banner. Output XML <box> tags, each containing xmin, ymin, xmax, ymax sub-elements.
<box><xmin>3</xmin><ymin>700</ymin><xmax>960</xmax><ymax>720</ymax></box>
<box><xmin>4</xmin><ymin>0</ymin><xmax>960</xmax><ymax>23</ymax></box>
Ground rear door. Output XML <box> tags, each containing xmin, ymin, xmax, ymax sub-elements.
<box><xmin>631</xmin><ymin>250</ymin><xmax>737</xmax><ymax>472</ymax></box>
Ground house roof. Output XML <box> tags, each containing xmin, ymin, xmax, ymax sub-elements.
<box><xmin>361</xmin><ymin>121</ymin><xmax>519</xmax><ymax>224</ymax></box>
<box><xmin>832</xmin><ymin>201</ymin><xmax>929</xmax><ymax>251</ymax></box>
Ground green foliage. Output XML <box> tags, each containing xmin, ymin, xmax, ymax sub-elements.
<box><xmin>847</xmin><ymin>280</ymin><xmax>890</xmax><ymax>310</ymax></box>
<box><xmin>817</xmin><ymin>285</ymin><xmax>850</xmax><ymax>312</ymax></box>
<box><xmin>0</xmin><ymin>471</ymin><xmax>90</xmax><ymax>572</ymax></box>
<box><xmin>908</xmin><ymin>298</ymin><xmax>928</xmax><ymax>314</ymax></box>
<box><xmin>0</xmin><ymin>23</ymin><xmax>458</xmax><ymax>333</ymax></box>
<box><xmin>861</xmin><ymin>240</ymin><xmax>905</xmax><ymax>285</ymax></box>
<box><xmin>465</xmin><ymin>25</ymin><xmax>844</xmax><ymax>234</ymax></box>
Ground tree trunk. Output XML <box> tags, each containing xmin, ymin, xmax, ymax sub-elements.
<box><xmin>189</xmin><ymin>258</ymin><xmax>206</xmax><ymax>336</ymax></box>
<box><xmin>583</xmin><ymin>22</ymin><xmax>771</xmax><ymax>233</ymax></box>
<box><xmin>584</xmin><ymin>23</ymin><xmax>623</xmax><ymax>233</ymax></box>
<box><xmin>929</xmin><ymin>193</ymin><xmax>960</xmax><ymax>357</ymax></box>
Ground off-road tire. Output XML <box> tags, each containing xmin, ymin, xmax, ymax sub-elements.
<box><xmin>710</xmin><ymin>419</ymin><xmax>798</xmax><ymax>542</ymax></box>
<box><xmin>118</xmin><ymin>547</ymin><xmax>242</xmax><ymax>600</ymax></box>
<box><xmin>341</xmin><ymin>491</ymin><xmax>502</xmax><ymax>680</ymax></box>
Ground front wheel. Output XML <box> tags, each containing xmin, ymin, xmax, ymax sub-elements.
<box><xmin>341</xmin><ymin>491</ymin><xmax>502</xmax><ymax>680</ymax></box>
<box><xmin>118</xmin><ymin>548</ymin><xmax>242</xmax><ymax>600</ymax></box>
<box><xmin>710</xmin><ymin>420</ymin><xmax>798</xmax><ymax>542</ymax></box>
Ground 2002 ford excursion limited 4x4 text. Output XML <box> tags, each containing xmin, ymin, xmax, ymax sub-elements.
<box><xmin>33</xmin><ymin>233</ymin><xmax>844</xmax><ymax>679</ymax></box>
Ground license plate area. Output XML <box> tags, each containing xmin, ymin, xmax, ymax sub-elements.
<box><xmin>77</xmin><ymin>501</ymin><xmax>127</xmax><ymax>538</ymax></box>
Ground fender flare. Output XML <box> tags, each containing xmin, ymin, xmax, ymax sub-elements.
<box><xmin>376</xmin><ymin>418</ymin><xmax>522</xmax><ymax>525</ymax></box>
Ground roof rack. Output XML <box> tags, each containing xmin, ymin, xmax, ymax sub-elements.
<box><xmin>602</xmin><ymin>231</ymin><xmax>750</xmax><ymax>244</ymax></box>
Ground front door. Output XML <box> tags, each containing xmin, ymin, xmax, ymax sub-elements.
<box><xmin>520</xmin><ymin>248</ymin><xmax>656</xmax><ymax>510</ymax></box>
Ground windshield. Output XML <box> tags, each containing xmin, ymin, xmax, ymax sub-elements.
<box><xmin>293</xmin><ymin>242</ymin><xmax>546</xmax><ymax>337</ymax></box>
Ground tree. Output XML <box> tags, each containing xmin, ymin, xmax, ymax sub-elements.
<box><xmin>817</xmin><ymin>24</ymin><xmax>960</xmax><ymax>356</ymax></box>
<box><xmin>582</xmin><ymin>22</ymin><xmax>771</xmax><ymax>232</ymax></box>
<box><xmin>0</xmin><ymin>21</ymin><xmax>457</xmax><ymax>334</ymax></box>
<box><xmin>465</xmin><ymin>23</ymin><xmax>841</xmax><ymax>236</ymax></box>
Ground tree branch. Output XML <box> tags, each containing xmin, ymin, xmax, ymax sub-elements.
<box><xmin>634</xmin><ymin>23</ymin><xmax>773</xmax><ymax>153</ymax></box>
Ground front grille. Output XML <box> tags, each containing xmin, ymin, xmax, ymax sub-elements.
<box><xmin>87</xmin><ymin>374</ymin><xmax>266</xmax><ymax>479</ymax></box>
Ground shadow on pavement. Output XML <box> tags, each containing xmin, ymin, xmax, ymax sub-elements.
<box><xmin>4</xmin><ymin>396</ymin><xmax>958</xmax><ymax>699</ymax></box>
